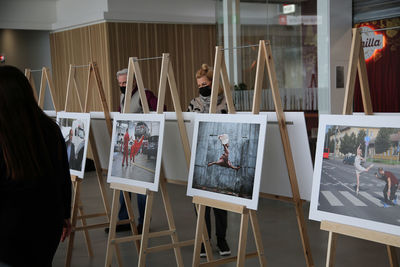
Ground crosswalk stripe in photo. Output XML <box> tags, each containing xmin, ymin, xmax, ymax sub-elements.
<box><xmin>339</xmin><ymin>191</ymin><xmax>367</xmax><ymax>206</ymax></box>
<box><xmin>320</xmin><ymin>189</ymin><xmax>400</xmax><ymax>208</ymax></box>
<box><xmin>359</xmin><ymin>191</ymin><xmax>384</xmax><ymax>207</ymax></box>
<box><xmin>321</xmin><ymin>191</ymin><xmax>344</xmax><ymax>206</ymax></box>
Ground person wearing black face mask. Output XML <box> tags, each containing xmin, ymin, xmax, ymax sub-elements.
<box><xmin>116</xmin><ymin>68</ymin><xmax>158</xmax><ymax>113</ymax></box>
<box><xmin>188</xmin><ymin>64</ymin><xmax>227</xmax><ymax>114</ymax></box>
<box><xmin>187</xmin><ymin>64</ymin><xmax>230</xmax><ymax>257</ymax></box>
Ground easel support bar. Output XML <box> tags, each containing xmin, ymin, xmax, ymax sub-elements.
<box><xmin>321</xmin><ymin>221</ymin><xmax>400</xmax><ymax>247</ymax></box>
<box><xmin>110</xmin><ymin>182</ymin><xmax>148</xmax><ymax>195</ymax></box>
<box><xmin>77</xmin><ymin>212</ymin><xmax>107</xmax><ymax>220</ymax></box>
<box><xmin>74</xmin><ymin>222</ymin><xmax>109</xmax><ymax>231</ymax></box>
<box><xmin>112</xmin><ymin>229</ymin><xmax>177</xmax><ymax>243</ymax></box>
<box><xmin>193</xmin><ymin>196</ymin><xmax>247</xmax><ymax>214</ymax></box>
<box><xmin>145</xmin><ymin>240</ymin><xmax>195</xmax><ymax>254</ymax></box>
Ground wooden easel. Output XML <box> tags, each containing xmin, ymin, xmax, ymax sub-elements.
<box><xmin>25</xmin><ymin>67</ymin><xmax>58</xmax><ymax>111</ymax></box>
<box><xmin>253</xmin><ymin>40</ymin><xmax>314</xmax><ymax>267</ymax></box>
<box><xmin>105</xmin><ymin>54</ymin><xmax>197</xmax><ymax>267</ymax></box>
<box><xmin>191</xmin><ymin>45</ymin><xmax>267</xmax><ymax>267</ymax></box>
<box><xmin>321</xmin><ymin>27</ymin><xmax>399</xmax><ymax>267</ymax></box>
<box><xmin>64</xmin><ymin>62</ymin><xmax>115</xmax><ymax>267</ymax></box>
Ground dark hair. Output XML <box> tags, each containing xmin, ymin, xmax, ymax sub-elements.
<box><xmin>0</xmin><ymin>65</ymin><xmax>55</xmax><ymax>180</ymax></box>
<box><xmin>378</xmin><ymin>167</ymin><xmax>383</xmax><ymax>172</ymax></box>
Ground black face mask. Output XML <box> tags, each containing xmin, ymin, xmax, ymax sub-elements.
<box><xmin>120</xmin><ymin>86</ymin><xmax>126</xmax><ymax>94</ymax></box>
<box><xmin>199</xmin><ymin>85</ymin><xmax>212</xmax><ymax>97</ymax></box>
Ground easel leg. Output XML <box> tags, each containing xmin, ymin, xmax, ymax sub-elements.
<box><xmin>105</xmin><ymin>189</ymin><xmax>121</xmax><ymax>267</ymax></box>
<box><xmin>386</xmin><ymin>245</ymin><xmax>398</xmax><ymax>267</ymax></box>
<box><xmin>249</xmin><ymin>210</ymin><xmax>267</xmax><ymax>266</ymax></box>
<box><xmin>326</xmin><ymin>231</ymin><xmax>337</xmax><ymax>267</ymax></box>
<box><xmin>89</xmin><ymin>131</ymin><xmax>111</xmax><ymax>217</ymax></box>
<box><xmin>122</xmin><ymin>190</ymin><xmax>140</xmax><ymax>252</ymax></box>
<box><xmin>294</xmin><ymin>200</ymin><xmax>314</xmax><ymax>267</ymax></box>
<box><xmin>77</xmin><ymin>200</ymin><xmax>94</xmax><ymax>257</ymax></box>
<box><xmin>237</xmin><ymin>211</ymin><xmax>249</xmax><ymax>267</ymax></box>
<box><xmin>138</xmin><ymin>191</ymin><xmax>154</xmax><ymax>267</ymax></box>
<box><xmin>160</xmin><ymin>178</ymin><xmax>184</xmax><ymax>266</ymax></box>
<box><xmin>65</xmin><ymin>179</ymin><xmax>81</xmax><ymax>267</ymax></box>
<box><xmin>193</xmin><ymin>204</ymin><xmax>206</xmax><ymax>267</ymax></box>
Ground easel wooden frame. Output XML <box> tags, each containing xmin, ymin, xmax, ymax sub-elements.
<box><xmin>191</xmin><ymin>45</ymin><xmax>267</xmax><ymax>267</ymax></box>
<box><xmin>25</xmin><ymin>67</ymin><xmax>58</xmax><ymax>111</ymax></box>
<box><xmin>321</xmin><ymin>27</ymin><xmax>399</xmax><ymax>267</ymax></box>
<box><xmin>105</xmin><ymin>54</ymin><xmax>196</xmax><ymax>267</ymax></box>
<box><xmin>252</xmin><ymin>40</ymin><xmax>314</xmax><ymax>267</ymax></box>
<box><xmin>64</xmin><ymin>62</ymin><xmax>114</xmax><ymax>267</ymax></box>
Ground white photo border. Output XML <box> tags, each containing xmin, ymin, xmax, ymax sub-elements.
<box><xmin>107</xmin><ymin>113</ymin><xmax>165</xmax><ymax>192</ymax></box>
<box><xmin>309</xmin><ymin>114</ymin><xmax>400</xmax><ymax>237</ymax></box>
<box><xmin>187</xmin><ymin>113</ymin><xmax>268</xmax><ymax>210</ymax></box>
<box><xmin>56</xmin><ymin>112</ymin><xmax>91</xmax><ymax>178</ymax></box>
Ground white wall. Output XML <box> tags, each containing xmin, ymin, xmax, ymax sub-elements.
<box><xmin>0</xmin><ymin>29</ymin><xmax>54</xmax><ymax>109</ymax></box>
<box><xmin>53</xmin><ymin>0</ymin><xmax>108</xmax><ymax>30</ymax></box>
<box><xmin>104</xmin><ymin>0</ymin><xmax>216</xmax><ymax>24</ymax></box>
<box><xmin>0</xmin><ymin>0</ymin><xmax>56</xmax><ymax>30</ymax></box>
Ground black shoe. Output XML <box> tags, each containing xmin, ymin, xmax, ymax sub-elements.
<box><xmin>137</xmin><ymin>224</ymin><xmax>143</xmax><ymax>235</ymax></box>
<box><xmin>104</xmin><ymin>223</ymin><xmax>131</xmax><ymax>233</ymax></box>
<box><xmin>200</xmin><ymin>244</ymin><xmax>207</xmax><ymax>258</ymax></box>
<box><xmin>217</xmin><ymin>238</ymin><xmax>231</xmax><ymax>256</ymax></box>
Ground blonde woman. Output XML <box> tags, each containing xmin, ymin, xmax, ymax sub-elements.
<box><xmin>188</xmin><ymin>64</ymin><xmax>231</xmax><ymax>257</ymax></box>
<box><xmin>354</xmin><ymin>144</ymin><xmax>373</xmax><ymax>194</ymax></box>
<box><xmin>187</xmin><ymin>64</ymin><xmax>227</xmax><ymax>114</ymax></box>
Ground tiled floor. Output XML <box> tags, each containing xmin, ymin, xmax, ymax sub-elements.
<box><xmin>53</xmin><ymin>172</ymin><xmax>398</xmax><ymax>266</ymax></box>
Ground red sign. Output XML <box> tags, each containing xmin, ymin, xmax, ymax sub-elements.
<box><xmin>360</xmin><ymin>26</ymin><xmax>385</xmax><ymax>61</ymax></box>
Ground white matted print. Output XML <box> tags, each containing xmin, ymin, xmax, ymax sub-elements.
<box><xmin>107</xmin><ymin>113</ymin><xmax>165</xmax><ymax>192</ymax></box>
<box><xmin>310</xmin><ymin>115</ymin><xmax>400</xmax><ymax>236</ymax></box>
<box><xmin>57</xmin><ymin>112</ymin><xmax>91</xmax><ymax>178</ymax></box>
<box><xmin>187</xmin><ymin>114</ymin><xmax>267</xmax><ymax>210</ymax></box>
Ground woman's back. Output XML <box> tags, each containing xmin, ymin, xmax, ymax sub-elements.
<box><xmin>0</xmin><ymin>66</ymin><xmax>71</xmax><ymax>267</ymax></box>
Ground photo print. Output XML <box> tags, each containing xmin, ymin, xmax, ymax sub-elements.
<box><xmin>310</xmin><ymin>115</ymin><xmax>400</xmax><ymax>236</ymax></box>
<box><xmin>56</xmin><ymin>112</ymin><xmax>91</xmax><ymax>178</ymax></box>
<box><xmin>187</xmin><ymin>114</ymin><xmax>267</xmax><ymax>210</ymax></box>
<box><xmin>107</xmin><ymin>113</ymin><xmax>165</xmax><ymax>191</ymax></box>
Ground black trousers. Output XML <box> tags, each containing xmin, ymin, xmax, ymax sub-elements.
<box><xmin>205</xmin><ymin>207</ymin><xmax>227</xmax><ymax>240</ymax></box>
<box><xmin>383</xmin><ymin>183</ymin><xmax>398</xmax><ymax>202</ymax></box>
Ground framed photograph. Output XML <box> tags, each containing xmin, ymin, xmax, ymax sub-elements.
<box><xmin>56</xmin><ymin>112</ymin><xmax>91</xmax><ymax>178</ymax></box>
<box><xmin>107</xmin><ymin>113</ymin><xmax>165</xmax><ymax>192</ymax></box>
<box><xmin>187</xmin><ymin>114</ymin><xmax>267</xmax><ymax>210</ymax></box>
<box><xmin>310</xmin><ymin>115</ymin><xmax>400</xmax><ymax>236</ymax></box>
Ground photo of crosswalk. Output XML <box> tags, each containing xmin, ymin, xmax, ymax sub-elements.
<box><xmin>318</xmin><ymin>159</ymin><xmax>400</xmax><ymax>226</ymax></box>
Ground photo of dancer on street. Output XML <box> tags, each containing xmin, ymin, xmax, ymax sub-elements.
<box><xmin>354</xmin><ymin>144</ymin><xmax>374</xmax><ymax>195</ymax></box>
<box><xmin>108</xmin><ymin>115</ymin><xmax>165</xmax><ymax>191</ymax></box>
<box><xmin>208</xmin><ymin>134</ymin><xmax>241</xmax><ymax>171</ymax></box>
<box><xmin>311</xmin><ymin>115</ymin><xmax>400</xmax><ymax>236</ymax></box>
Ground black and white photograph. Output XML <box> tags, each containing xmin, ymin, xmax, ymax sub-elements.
<box><xmin>57</xmin><ymin>112</ymin><xmax>91</xmax><ymax>178</ymax></box>
<box><xmin>187</xmin><ymin>114</ymin><xmax>267</xmax><ymax>210</ymax></box>
<box><xmin>310</xmin><ymin>115</ymin><xmax>400</xmax><ymax>236</ymax></box>
<box><xmin>107</xmin><ymin>113</ymin><xmax>165</xmax><ymax>191</ymax></box>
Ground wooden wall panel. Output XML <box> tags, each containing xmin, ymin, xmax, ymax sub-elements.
<box><xmin>107</xmin><ymin>22</ymin><xmax>216</xmax><ymax>111</ymax></box>
<box><xmin>50</xmin><ymin>22</ymin><xmax>216</xmax><ymax>112</ymax></box>
<box><xmin>50</xmin><ymin>23</ymin><xmax>112</xmax><ymax>112</ymax></box>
